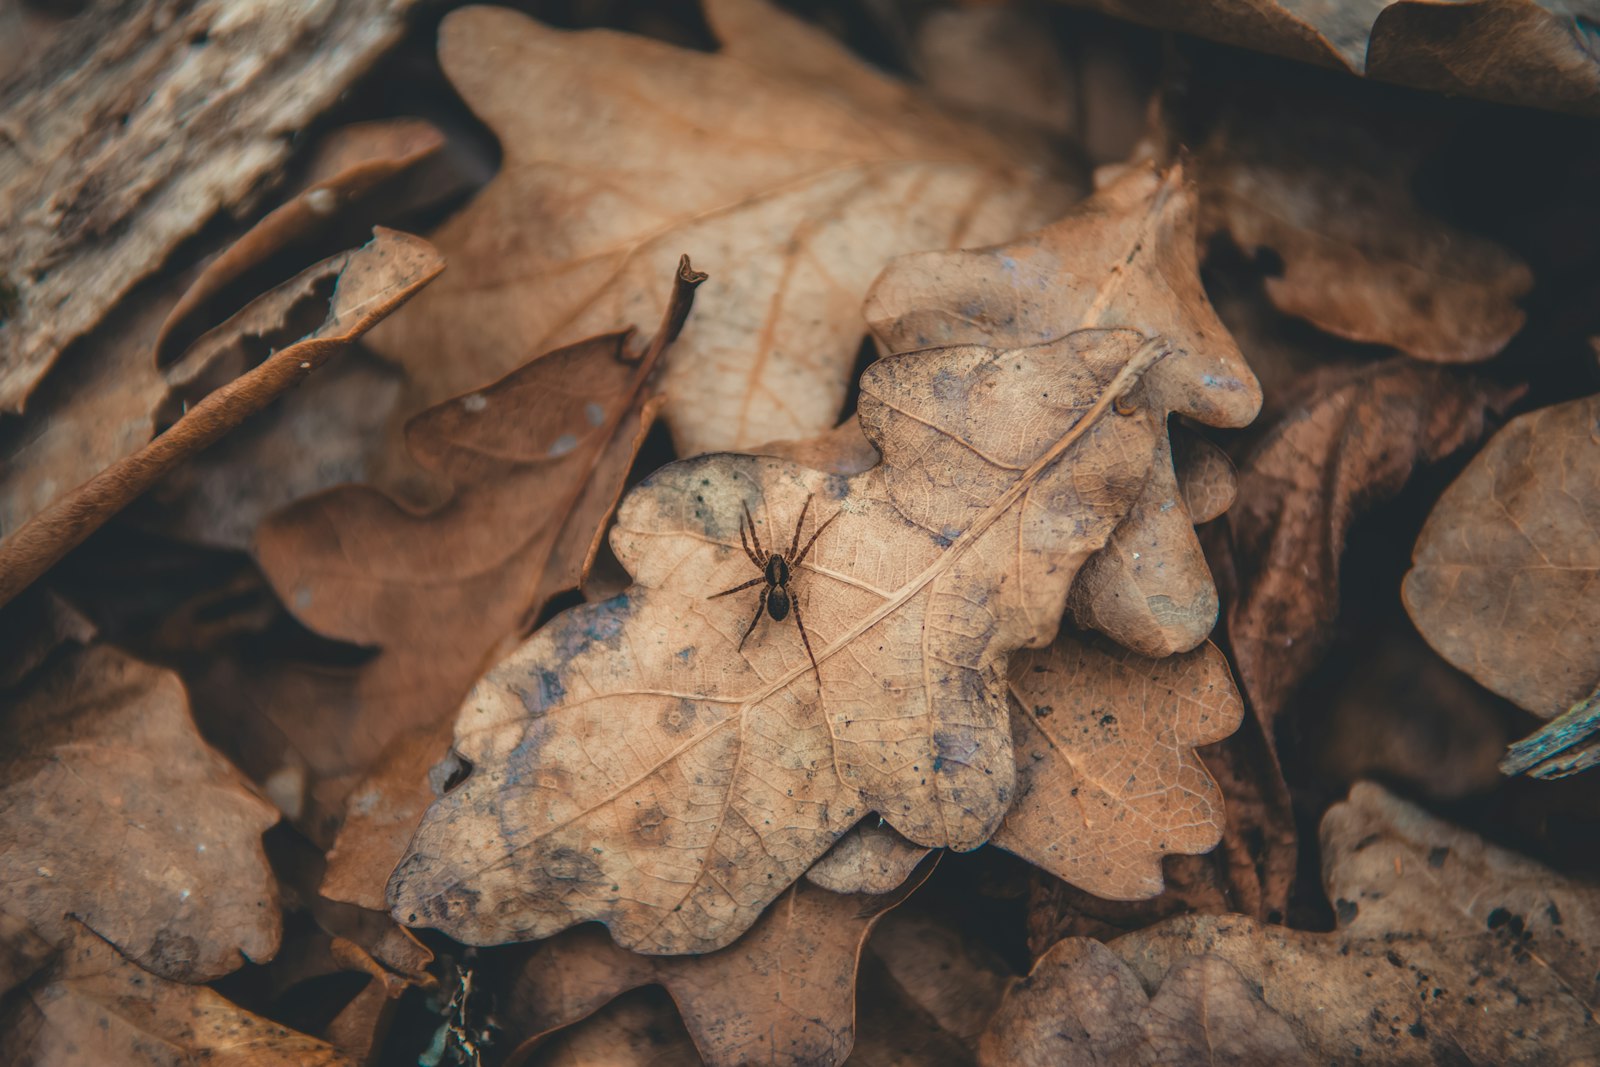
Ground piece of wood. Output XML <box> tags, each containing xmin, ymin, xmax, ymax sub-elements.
<box><xmin>0</xmin><ymin>0</ymin><xmax>422</xmax><ymax>414</ymax></box>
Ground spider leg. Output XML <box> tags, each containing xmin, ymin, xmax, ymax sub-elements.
<box><xmin>709</xmin><ymin>575</ymin><xmax>766</xmax><ymax>599</ymax></box>
<box><xmin>787</xmin><ymin>494</ymin><xmax>813</xmax><ymax>558</ymax></box>
<box><xmin>792</xmin><ymin>507</ymin><xmax>842</xmax><ymax>567</ymax></box>
<box><xmin>737</xmin><ymin>587</ymin><xmax>768</xmax><ymax>651</ymax></box>
<box><xmin>743</xmin><ymin>501</ymin><xmax>766</xmax><ymax>559</ymax></box>
<box><xmin>790</xmin><ymin>588</ymin><xmax>821</xmax><ymax>682</ymax></box>
<box><xmin>737</xmin><ymin>512</ymin><xmax>763</xmax><ymax>569</ymax></box>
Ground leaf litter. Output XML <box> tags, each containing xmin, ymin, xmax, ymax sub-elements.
<box><xmin>3</xmin><ymin>3</ymin><xmax>1599</xmax><ymax>1065</ymax></box>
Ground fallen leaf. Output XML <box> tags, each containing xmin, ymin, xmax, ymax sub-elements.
<box><xmin>1005</xmin><ymin>782</ymin><xmax>1600</xmax><ymax>1066</ymax></box>
<box><xmin>1403</xmin><ymin>395</ymin><xmax>1600</xmax><ymax>729</ymax></box>
<box><xmin>979</xmin><ymin>936</ymin><xmax>1309</xmax><ymax>1067</ymax></box>
<box><xmin>0</xmin><ymin>0</ymin><xmax>422</xmax><ymax>412</ymax></box>
<box><xmin>0</xmin><ymin>645</ymin><xmax>280</xmax><ymax>982</ymax></box>
<box><xmin>806</xmin><ymin>821</ymin><xmax>931</xmax><ymax>896</ymax></box>
<box><xmin>153</xmin><ymin>118</ymin><xmax>449</xmax><ymax>364</ymax></box>
<box><xmin>150</xmin><ymin>349</ymin><xmax>406</xmax><ymax>550</ymax></box>
<box><xmin>1224</xmin><ymin>359</ymin><xmax>1516</xmax><ymax>724</ymax></box>
<box><xmin>0</xmin><ymin>228</ymin><xmax>444</xmax><ymax>610</ymax></box>
<box><xmin>849</xmin><ymin>950</ymin><xmax>985</xmax><ymax>1066</ymax></box>
<box><xmin>319</xmin><ymin>719</ymin><xmax>460</xmax><ymax>912</ymax></box>
<box><xmin>0</xmin><ymin>929</ymin><xmax>350</xmax><ymax>1067</ymax></box>
<box><xmin>865</xmin><ymin>907</ymin><xmax>1016</xmax><ymax>1054</ymax></box>
<box><xmin>521</xmin><ymin>987</ymin><xmax>700</xmax><ymax>1067</ymax></box>
<box><xmin>992</xmin><ymin>635</ymin><xmax>1242</xmax><ymax>900</ymax></box>
<box><xmin>506</xmin><ymin>868</ymin><xmax>930</xmax><ymax>1067</ymax></box>
<box><xmin>253</xmin><ymin>259</ymin><xmax>700</xmax><ymax>846</ymax></box>
<box><xmin>389</xmin><ymin>315</ymin><xmax>1172</xmax><ymax>952</ymax></box>
<box><xmin>865</xmin><ymin>163</ymin><xmax>1262</xmax><ymax>659</ymax></box>
<box><xmin>1196</xmin><ymin>97</ymin><xmax>1532</xmax><ymax>364</ymax></box>
<box><xmin>1044</xmin><ymin>0</ymin><xmax>1600</xmax><ymax>116</ymax></box>
<box><xmin>367</xmin><ymin>0</ymin><xmax>1078</xmax><ymax>455</ymax></box>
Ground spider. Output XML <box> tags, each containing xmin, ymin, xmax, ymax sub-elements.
<box><xmin>708</xmin><ymin>495</ymin><xmax>840</xmax><ymax>679</ymax></box>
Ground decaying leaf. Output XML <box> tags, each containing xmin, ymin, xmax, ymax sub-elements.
<box><xmin>0</xmin><ymin>228</ymin><xmax>444</xmax><ymax>611</ymax></box>
<box><xmin>1196</xmin><ymin>99</ymin><xmax>1532</xmax><ymax>364</ymax></box>
<box><xmin>520</xmin><ymin>987</ymin><xmax>700</xmax><ymax>1067</ymax></box>
<box><xmin>998</xmin><ymin>782</ymin><xmax>1600</xmax><ymax>1066</ymax></box>
<box><xmin>367</xmin><ymin>0</ymin><xmax>1078</xmax><ymax>455</ymax></box>
<box><xmin>153</xmin><ymin>118</ymin><xmax>449</xmax><ymax>364</ymax></box>
<box><xmin>388</xmin><ymin>313</ymin><xmax>1173</xmax><ymax>952</ymax></box>
<box><xmin>253</xmin><ymin>259</ymin><xmax>700</xmax><ymax>846</ymax></box>
<box><xmin>0</xmin><ymin>929</ymin><xmax>351</xmax><ymax>1067</ymax></box>
<box><xmin>0</xmin><ymin>646</ymin><xmax>280</xmax><ymax>982</ymax></box>
<box><xmin>993</xmin><ymin>635</ymin><xmax>1242</xmax><ymax>900</ymax></box>
<box><xmin>1046</xmin><ymin>0</ymin><xmax>1600</xmax><ymax>116</ymax></box>
<box><xmin>865</xmin><ymin>162</ymin><xmax>1262</xmax><ymax>659</ymax></box>
<box><xmin>865</xmin><ymin>907</ymin><xmax>1017</xmax><ymax>1055</ymax></box>
<box><xmin>0</xmin><ymin>911</ymin><xmax>54</xmax><ymax>1002</ymax></box>
<box><xmin>1225</xmin><ymin>359</ymin><xmax>1516</xmax><ymax>722</ymax></box>
<box><xmin>320</xmin><ymin>719</ymin><xmax>460</xmax><ymax>912</ymax></box>
<box><xmin>507</xmin><ymin>868</ymin><xmax>929</xmax><ymax>1067</ymax></box>
<box><xmin>979</xmin><ymin>937</ymin><xmax>1308</xmax><ymax>1067</ymax></box>
<box><xmin>1404</xmin><ymin>395</ymin><xmax>1600</xmax><ymax>773</ymax></box>
<box><xmin>806</xmin><ymin>821</ymin><xmax>931</xmax><ymax>896</ymax></box>
<box><xmin>0</xmin><ymin>0</ymin><xmax>423</xmax><ymax>413</ymax></box>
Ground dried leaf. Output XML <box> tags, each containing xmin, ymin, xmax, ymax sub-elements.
<box><xmin>1404</xmin><ymin>394</ymin><xmax>1600</xmax><ymax>719</ymax></box>
<box><xmin>1225</xmin><ymin>359</ymin><xmax>1516</xmax><ymax>723</ymax></box>
<box><xmin>507</xmin><ymin>869</ymin><xmax>929</xmax><ymax>1067</ymax></box>
<box><xmin>0</xmin><ymin>646</ymin><xmax>280</xmax><ymax>982</ymax></box>
<box><xmin>993</xmin><ymin>635</ymin><xmax>1242</xmax><ymax>900</ymax></box>
<box><xmin>981</xmin><ymin>937</ymin><xmax>1307</xmax><ymax>1067</ymax></box>
<box><xmin>806</xmin><ymin>822</ymin><xmax>931</xmax><ymax>896</ymax></box>
<box><xmin>318</xmin><ymin>720</ymin><xmax>459</xmax><ymax>912</ymax></box>
<box><xmin>0</xmin><ymin>930</ymin><xmax>350</xmax><ymax>1067</ymax></box>
<box><xmin>253</xmin><ymin>260</ymin><xmax>700</xmax><ymax>847</ymax></box>
<box><xmin>865</xmin><ymin>908</ymin><xmax>1016</xmax><ymax>1053</ymax></box>
<box><xmin>0</xmin><ymin>228</ymin><xmax>444</xmax><ymax>610</ymax></box>
<box><xmin>1045</xmin><ymin>0</ymin><xmax>1600</xmax><ymax>116</ymax></box>
<box><xmin>153</xmin><ymin>119</ymin><xmax>448</xmax><ymax>363</ymax></box>
<box><xmin>389</xmin><ymin>314</ymin><xmax>1172</xmax><ymax>952</ymax></box>
<box><xmin>865</xmin><ymin>163</ymin><xmax>1261</xmax><ymax>659</ymax></box>
<box><xmin>1009</xmin><ymin>782</ymin><xmax>1600</xmax><ymax>1066</ymax></box>
<box><xmin>0</xmin><ymin>0</ymin><xmax>422</xmax><ymax>412</ymax></box>
<box><xmin>524</xmin><ymin>988</ymin><xmax>700</xmax><ymax>1067</ymax></box>
<box><xmin>368</xmin><ymin>0</ymin><xmax>1077</xmax><ymax>455</ymax></box>
<box><xmin>1197</xmin><ymin>100</ymin><xmax>1532</xmax><ymax>363</ymax></box>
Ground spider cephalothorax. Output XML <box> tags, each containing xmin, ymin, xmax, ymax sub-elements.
<box><xmin>708</xmin><ymin>495</ymin><xmax>839</xmax><ymax>679</ymax></box>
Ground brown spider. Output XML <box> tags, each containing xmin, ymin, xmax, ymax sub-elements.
<box><xmin>708</xmin><ymin>495</ymin><xmax>840</xmax><ymax>678</ymax></box>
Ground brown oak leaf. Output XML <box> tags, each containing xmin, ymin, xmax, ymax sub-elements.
<box><xmin>366</xmin><ymin>0</ymin><xmax>1078</xmax><ymax>455</ymax></box>
<box><xmin>1001</xmin><ymin>782</ymin><xmax>1600</xmax><ymax>1067</ymax></box>
<box><xmin>506</xmin><ymin>868</ymin><xmax>929</xmax><ymax>1067</ymax></box>
<box><xmin>0</xmin><ymin>646</ymin><xmax>280</xmax><ymax>982</ymax></box>
<box><xmin>389</xmin><ymin>325</ymin><xmax>1174</xmax><ymax>952</ymax></box>
<box><xmin>1404</xmin><ymin>394</ymin><xmax>1600</xmax><ymax>772</ymax></box>
<box><xmin>251</xmin><ymin>260</ymin><xmax>702</xmax><ymax>844</ymax></box>
<box><xmin>865</xmin><ymin>162</ymin><xmax>1262</xmax><ymax>659</ymax></box>
<box><xmin>1224</xmin><ymin>358</ymin><xmax>1516</xmax><ymax>724</ymax></box>
<box><xmin>993</xmin><ymin>635</ymin><xmax>1242</xmax><ymax>900</ymax></box>
<box><xmin>979</xmin><ymin>938</ymin><xmax>1309</xmax><ymax>1067</ymax></box>
<box><xmin>1042</xmin><ymin>0</ymin><xmax>1600</xmax><ymax>116</ymax></box>
<box><xmin>0</xmin><ymin>928</ymin><xmax>350</xmax><ymax>1066</ymax></box>
<box><xmin>1196</xmin><ymin>97</ymin><xmax>1532</xmax><ymax>364</ymax></box>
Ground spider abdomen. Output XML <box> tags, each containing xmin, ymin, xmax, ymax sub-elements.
<box><xmin>767</xmin><ymin>586</ymin><xmax>791</xmax><ymax>621</ymax></box>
